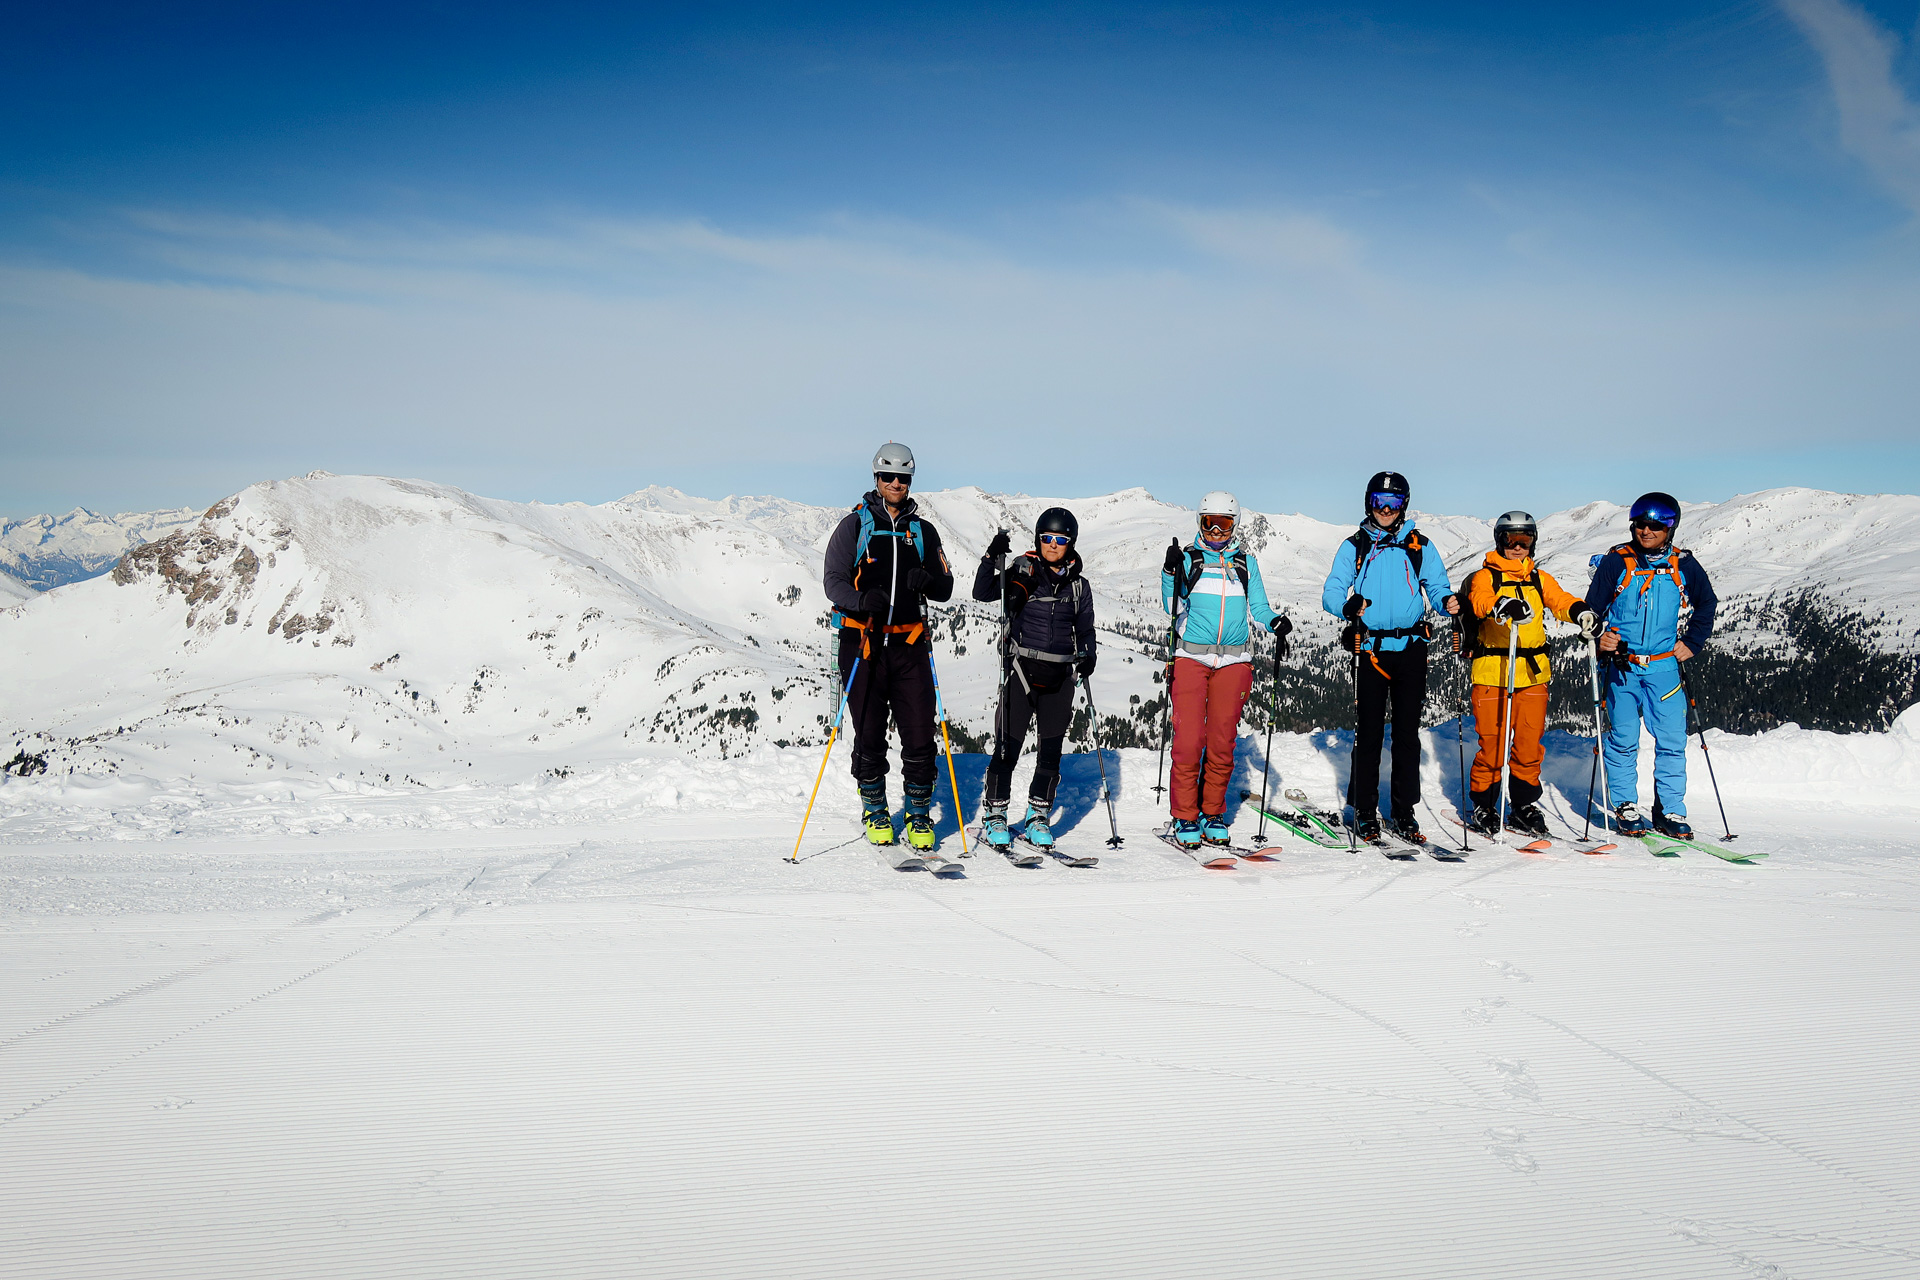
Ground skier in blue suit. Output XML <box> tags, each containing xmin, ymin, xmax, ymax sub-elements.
<box><xmin>1583</xmin><ymin>492</ymin><xmax>1718</xmax><ymax>839</ymax></box>
<box><xmin>1321</xmin><ymin>471</ymin><xmax>1458</xmax><ymax>845</ymax></box>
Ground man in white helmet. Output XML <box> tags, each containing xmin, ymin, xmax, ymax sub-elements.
<box><xmin>1159</xmin><ymin>491</ymin><xmax>1292</xmax><ymax>849</ymax></box>
<box><xmin>822</xmin><ymin>443</ymin><xmax>955</xmax><ymax>850</ymax></box>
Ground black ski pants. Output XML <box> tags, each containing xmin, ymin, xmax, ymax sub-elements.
<box><xmin>985</xmin><ymin>658</ymin><xmax>1073</xmax><ymax>808</ymax></box>
<box><xmin>838</xmin><ymin>631</ymin><xmax>938</xmax><ymax>789</ymax></box>
<box><xmin>1348</xmin><ymin>640</ymin><xmax>1429</xmax><ymax>824</ymax></box>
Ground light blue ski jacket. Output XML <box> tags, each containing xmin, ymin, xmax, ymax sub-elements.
<box><xmin>1320</xmin><ymin>519</ymin><xmax>1455</xmax><ymax>653</ymax></box>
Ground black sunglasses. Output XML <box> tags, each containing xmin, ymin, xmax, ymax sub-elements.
<box><xmin>875</xmin><ymin>472</ymin><xmax>912</xmax><ymax>486</ymax></box>
<box><xmin>1630</xmin><ymin>517</ymin><xmax>1673</xmax><ymax>532</ymax></box>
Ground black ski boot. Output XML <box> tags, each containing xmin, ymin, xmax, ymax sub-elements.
<box><xmin>1467</xmin><ymin>804</ymin><xmax>1502</xmax><ymax>838</ymax></box>
<box><xmin>1651</xmin><ymin>802</ymin><xmax>1693</xmax><ymax>840</ymax></box>
<box><xmin>1353</xmin><ymin>813</ymin><xmax>1382</xmax><ymax>843</ymax></box>
<box><xmin>1508</xmin><ymin>803</ymin><xmax>1550</xmax><ymax>840</ymax></box>
<box><xmin>1389</xmin><ymin>816</ymin><xmax>1427</xmax><ymax>846</ymax></box>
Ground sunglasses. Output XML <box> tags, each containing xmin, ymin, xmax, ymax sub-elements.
<box><xmin>1368</xmin><ymin>493</ymin><xmax>1408</xmax><ymax>512</ymax></box>
<box><xmin>875</xmin><ymin>472</ymin><xmax>912</xmax><ymax>486</ymax></box>
<box><xmin>1038</xmin><ymin>533</ymin><xmax>1072</xmax><ymax>547</ymax></box>
<box><xmin>1630</xmin><ymin>517</ymin><xmax>1674</xmax><ymax>532</ymax></box>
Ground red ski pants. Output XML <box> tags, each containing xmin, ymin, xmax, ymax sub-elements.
<box><xmin>1169</xmin><ymin>656</ymin><xmax>1253</xmax><ymax>821</ymax></box>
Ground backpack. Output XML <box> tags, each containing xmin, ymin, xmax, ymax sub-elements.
<box><xmin>1347</xmin><ymin>526</ymin><xmax>1426</xmax><ymax>579</ymax></box>
<box><xmin>848</xmin><ymin>502</ymin><xmax>923</xmax><ymax>585</ymax></box>
<box><xmin>1459</xmin><ymin>563</ymin><xmax>1548</xmax><ymax>675</ymax></box>
<box><xmin>1596</xmin><ymin>543</ymin><xmax>1689</xmax><ymax>611</ymax></box>
<box><xmin>1176</xmin><ymin>545</ymin><xmax>1248</xmax><ymax>599</ymax></box>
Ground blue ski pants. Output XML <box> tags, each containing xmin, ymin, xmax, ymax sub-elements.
<box><xmin>1602</xmin><ymin>657</ymin><xmax>1688</xmax><ymax>816</ymax></box>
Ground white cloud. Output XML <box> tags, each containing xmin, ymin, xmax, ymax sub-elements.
<box><xmin>1779</xmin><ymin>0</ymin><xmax>1920</xmax><ymax>215</ymax></box>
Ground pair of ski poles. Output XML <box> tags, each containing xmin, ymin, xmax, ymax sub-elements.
<box><xmin>1579</xmin><ymin>635</ymin><xmax>1735</xmax><ymax>842</ymax></box>
<box><xmin>787</xmin><ymin>628</ymin><xmax>970</xmax><ymax>864</ymax></box>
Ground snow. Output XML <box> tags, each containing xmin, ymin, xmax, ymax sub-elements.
<box><xmin>0</xmin><ymin>504</ymin><xmax>201</xmax><ymax>590</ymax></box>
<box><xmin>4</xmin><ymin>472</ymin><xmax>1919</xmax><ymax>1277</ymax></box>
<box><xmin>0</xmin><ymin>566</ymin><xmax>36</xmax><ymax>604</ymax></box>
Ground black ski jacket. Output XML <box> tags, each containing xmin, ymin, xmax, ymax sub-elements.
<box><xmin>972</xmin><ymin>549</ymin><xmax>1096</xmax><ymax>660</ymax></box>
<box><xmin>822</xmin><ymin>492</ymin><xmax>954</xmax><ymax>632</ymax></box>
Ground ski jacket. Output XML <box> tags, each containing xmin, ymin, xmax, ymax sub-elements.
<box><xmin>1160</xmin><ymin>533</ymin><xmax>1278</xmax><ymax>669</ymax></box>
<box><xmin>1583</xmin><ymin>542</ymin><xmax>1716</xmax><ymax>658</ymax></box>
<box><xmin>1463</xmin><ymin>552</ymin><xmax>1582</xmax><ymax>689</ymax></box>
<box><xmin>1320</xmin><ymin>519</ymin><xmax>1455</xmax><ymax>653</ymax></box>
<box><xmin>822</xmin><ymin>491</ymin><xmax>954</xmax><ymax>652</ymax></box>
<box><xmin>971</xmin><ymin>550</ymin><xmax>1096</xmax><ymax>661</ymax></box>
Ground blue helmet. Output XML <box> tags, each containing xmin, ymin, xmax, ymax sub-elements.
<box><xmin>1629</xmin><ymin>491</ymin><xmax>1681</xmax><ymax>532</ymax></box>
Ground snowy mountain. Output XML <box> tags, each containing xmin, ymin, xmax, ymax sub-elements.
<box><xmin>2</xmin><ymin>473</ymin><xmax>1916</xmax><ymax>792</ymax></box>
<box><xmin>0</xmin><ymin>566</ymin><xmax>37</xmax><ymax>604</ymax></box>
<box><xmin>0</xmin><ymin>505</ymin><xmax>201</xmax><ymax>590</ymax></box>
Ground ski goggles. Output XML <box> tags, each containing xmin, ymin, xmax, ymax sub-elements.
<box><xmin>874</xmin><ymin>472</ymin><xmax>913</xmax><ymax>487</ymax></box>
<box><xmin>1200</xmin><ymin>514</ymin><xmax>1236</xmax><ymax>537</ymax></box>
<box><xmin>1037</xmin><ymin>533</ymin><xmax>1072</xmax><ymax>547</ymax></box>
<box><xmin>1367</xmin><ymin>492</ymin><xmax>1408</xmax><ymax>512</ymax></box>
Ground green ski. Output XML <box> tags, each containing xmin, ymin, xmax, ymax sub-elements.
<box><xmin>1637</xmin><ymin>832</ymin><xmax>1763</xmax><ymax>863</ymax></box>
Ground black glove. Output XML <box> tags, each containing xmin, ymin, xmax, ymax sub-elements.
<box><xmin>1162</xmin><ymin>540</ymin><xmax>1184</xmax><ymax>576</ymax></box>
<box><xmin>1572</xmin><ymin>603</ymin><xmax>1601</xmax><ymax>639</ymax></box>
<box><xmin>1076</xmin><ymin>652</ymin><xmax>1096</xmax><ymax>679</ymax></box>
<box><xmin>985</xmin><ymin>529</ymin><xmax>1011</xmax><ymax>560</ymax></box>
<box><xmin>1491</xmin><ymin>595</ymin><xmax>1535</xmax><ymax>624</ymax></box>
<box><xmin>904</xmin><ymin>566</ymin><xmax>935</xmax><ymax>595</ymax></box>
<box><xmin>1268</xmin><ymin>615</ymin><xmax>1292</xmax><ymax>638</ymax></box>
<box><xmin>858</xmin><ymin>588</ymin><xmax>890</xmax><ymax>615</ymax></box>
<box><xmin>1341</xmin><ymin>595</ymin><xmax>1369</xmax><ymax>622</ymax></box>
<box><xmin>1339</xmin><ymin>621</ymin><xmax>1367</xmax><ymax>654</ymax></box>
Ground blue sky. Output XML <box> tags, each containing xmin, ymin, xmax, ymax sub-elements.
<box><xmin>3</xmin><ymin>1</ymin><xmax>1918</xmax><ymax>522</ymax></box>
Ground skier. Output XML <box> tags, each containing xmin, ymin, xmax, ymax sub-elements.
<box><xmin>972</xmin><ymin>508</ymin><xmax>1097</xmax><ymax>852</ymax></box>
<box><xmin>1460</xmin><ymin>511</ymin><xmax>1601</xmax><ymax>838</ymax></box>
<box><xmin>821</xmin><ymin>443</ymin><xmax>956</xmax><ymax>850</ymax></box>
<box><xmin>1160</xmin><ymin>491</ymin><xmax>1292</xmax><ymax>848</ymax></box>
<box><xmin>1320</xmin><ymin>471</ymin><xmax>1459</xmax><ymax>845</ymax></box>
<box><xmin>1584</xmin><ymin>492</ymin><xmax>1717</xmax><ymax>838</ymax></box>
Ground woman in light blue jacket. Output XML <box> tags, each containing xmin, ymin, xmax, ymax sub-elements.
<box><xmin>1160</xmin><ymin>491</ymin><xmax>1292</xmax><ymax>849</ymax></box>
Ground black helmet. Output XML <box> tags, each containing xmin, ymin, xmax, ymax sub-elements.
<box><xmin>1035</xmin><ymin>506</ymin><xmax>1078</xmax><ymax>548</ymax></box>
<box><xmin>1629</xmin><ymin>491</ymin><xmax>1681</xmax><ymax>532</ymax></box>
<box><xmin>1492</xmin><ymin>510</ymin><xmax>1537</xmax><ymax>551</ymax></box>
<box><xmin>1365</xmin><ymin>471</ymin><xmax>1410</xmax><ymax>506</ymax></box>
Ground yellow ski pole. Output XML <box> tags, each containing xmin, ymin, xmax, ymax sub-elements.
<box><xmin>788</xmin><ymin>656</ymin><xmax>861</xmax><ymax>864</ymax></box>
<box><xmin>926</xmin><ymin>646</ymin><xmax>970</xmax><ymax>856</ymax></box>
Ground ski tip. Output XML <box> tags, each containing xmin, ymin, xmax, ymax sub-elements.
<box><xmin>1202</xmin><ymin>856</ymin><xmax>1237</xmax><ymax>869</ymax></box>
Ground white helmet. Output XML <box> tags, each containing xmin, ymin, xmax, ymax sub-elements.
<box><xmin>1198</xmin><ymin>491</ymin><xmax>1239</xmax><ymax>531</ymax></box>
<box><xmin>871</xmin><ymin>441</ymin><xmax>916</xmax><ymax>477</ymax></box>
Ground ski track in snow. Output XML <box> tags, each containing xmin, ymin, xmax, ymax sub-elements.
<box><xmin>5</xmin><ymin>738</ymin><xmax>1920</xmax><ymax>1279</ymax></box>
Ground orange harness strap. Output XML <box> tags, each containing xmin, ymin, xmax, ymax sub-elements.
<box><xmin>840</xmin><ymin>616</ymin><xmax>925</xmax><ymax>658</ymax></box>
<box><xmin>1622</xmin><ymin>648</ymin><xmax>1676</xmax><ymax>667</ymax></box>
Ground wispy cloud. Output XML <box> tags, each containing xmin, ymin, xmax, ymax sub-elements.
<box><xmin>1779</xmin><ymin>0</ymin><xmax>1920</xmax><ymax>214</ymax></box>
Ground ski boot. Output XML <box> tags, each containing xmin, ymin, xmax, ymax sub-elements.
<box><xmin>1651</xmin><ymin>803</ymin><xmax>1693</xmax><ymax>840</ymax></box>
<box><xmin>1200</xmin><ymin>813</ymin><xmax>1232</xmax><ymax>847</ymax></box>
<box><xmin>1171</xmin><ymin>817</ymin><xmax>1204</xmax><ymax>848</ymax></box>
<box><xmin>1467</xmin><ymin>803</ymin><xmax>1503</xmax><ymax>838</ymax></box>
<box><xmin>1389</xmin><ymin>815</ymin><xmax>1427</xmax><ymax>846</ymax></box>
<box><xmin>1508</xmin><ymin>803</ymin><xmax>1550</xmax><ymax>840</ymax></box>
<box><xmin>1021</xmin><ymin>803</ymin><xmax>1055</xmax><ymax>848</ymax></box>
<box><xmin>1613</xmin><ymin>803</ymin><xmax>1649</xmax><ymax>836</ymax></box>
<box><xmin>903</xmin><ymin>782</ymin><xmax>937</xmax><ymax>852</ymax></box>
<box><xmin>860</xmin><ymin>779</ymin><xmax>895</xmax><ymax>846</ymax></box>
<box><xmin>980</xmin><ymin>801</ymin><xmax>1013</xmax><ymax>849</ymax></box>
<box><xmin>1353</xmin><ymin>813</ymin><xmax>1382</xmax><ymax>844</ymax></box>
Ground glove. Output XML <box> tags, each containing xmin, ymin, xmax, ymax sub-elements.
<box><xmin>857</xmin><ymin>588</ymin><xmax>890</xmax><ymax>615</ymax></box>
<box><xmin>985</xmin><ymin>529</ymin><xmax>1011</xmax><ymax>560</ymax></box>
<box><xmin>1491</xmin><ymin>595</ymin><xmax>1535</xmax><ymax>624</ymax></box>
<box><xmin>1076</xmin><ymin>652</ymin><xmax>1097</xmax><ymax>679</ymax></box>
<box><xmin>1162</xmin><ymin>540</ymin><xmax>1184</xmax><ymax>576</ymax></box>
<box><xmin>1573</xmin><ymin>604</ymin><xmax>1601</xmax><ymax>639</ymax></box>
<box><xmin>904</xmin><ymin>566</ymin><xmax>935</xmax><ymax>595</ymax></box>
<box><xmin>1339</xmin><ymin>621</ymin><xmax>1367</xmax><ymax>654</ymax></box>
<box><xmin>1341</xmin><ymin>595</ymin><xmax>1369</xmax><ymax>622</ymax></box>
<box><xmin>1268</xmin><ymin>615</ymin><xmax>1293</xmax><ymax>638</ymax></box>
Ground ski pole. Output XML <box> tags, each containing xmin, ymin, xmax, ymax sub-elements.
<box><xmin>1152</xmin><ymin>616</ymin><xmax>1176</xmax><ymax>798</ymax></box>
<box><xmin>1078</xmin><ymin>673</ymin><xmax>1125</xmax><ymax>849</ymax></box>
<box><xmin>789</xmin><ymin>655</ymin><xmax>862</xmax><ymax>863</ymax></box>
<box><xmin>1677</xmin><ymin>657</ymin><xmax>1736</xmax><ymax>842</ymax></box>
<box><xmin>1347</xmin><ymin>647</ymin><xmax>1361</xmax><ymax>852</ymax></box>
<box><xmin>1252</xmin><ymin>637</ymin><xmax>1279</xmax><ymax>848</ymax></box>
<box><xmin>988</xmin><ymin>536</ymin><xmax>1011</xmax><ymax>817</ymax></box>
<box><xmin>1582</xmin><ymin>636</ymin><xmax>1611</xmax><ymax>841</ymax></box>
<box><xmin>926</xmin><ymin>640</ymin><xmax>971</xmax><ymax>857</ymax></box>
<box><xmin>1498</xmin><ymin>624</ymin><xmax>1518</xmax><ymax>831</ymax></box>
<box><xmin>1451</xmin><ymin>615</ymin><xmax>1472</xmax><ymax>852</ymax></box>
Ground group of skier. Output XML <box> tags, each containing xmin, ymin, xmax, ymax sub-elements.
<box><xmin>810</xmin><ymin>443</ymin><xmax>1719</xmax><ymax>862</ymax></box>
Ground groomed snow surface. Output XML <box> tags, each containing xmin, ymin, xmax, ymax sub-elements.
<box><xmin>6</xmin><ymin>709</ymin><xmax>1920</xmax><ymax>1279</ymax></box>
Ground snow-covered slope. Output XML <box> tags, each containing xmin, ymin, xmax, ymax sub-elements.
<box><xmin>0</xmin><ymin>567</ymin><xmax>36</xmax><ymax>605</ymax></box>
<box><xmin>0</xmin><ymin>505</ymin><xmax>200</xmax><ymax>590</ymax></box>
<box><xmin>3</xmin><ymin>474</ymin><xmax>1916</xmax><ymax>793</ymax></box>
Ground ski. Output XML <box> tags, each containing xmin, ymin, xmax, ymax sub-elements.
<box><xmin>888</xmin><ymin>850</ymin><xmax>930</xmax><ymax>871</ymax></box>
<box><xmin>1281</xmin><ymin>789</ymin><xmax>1351</xmax><ymax>845</ymax></box>
<box><xmin>975</xmin><ymin>827</ymin><xmax>1044</xmax><ymax>867</ymax></box>
<box><xmin>1444</xmin><ymin>815</ymin><xmax>1551</xmax><ymax>854</ymax></box>
<box><xmin>1638</xmin><ymin>831</ymin><xmax>1763</xmax><ymax>863</ymax></box>
<box><xmin>1155</xmin><ymin>825</ymin><xmax>1236</xmax><ymax>869</ymax></box>
<box><xmin>1035</xmin><ymin>840</ymin><xmax>1100</xmax><ymax>868</ymax></box>
<box><xmin>1239</xmin><ymin>792</ymin><xmax>1349</xmax><ymax>849</ymax></box>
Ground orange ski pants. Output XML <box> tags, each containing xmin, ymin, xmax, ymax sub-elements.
<box><xmin>1471</xmin><ymin>683</ymin><xmax>1547</xmax><ymax>804</ymax></box>
<box><xmin>1169</xmin><ymin>656</ymin><xmax>1254</xmax><ymax>821</ymax></box>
